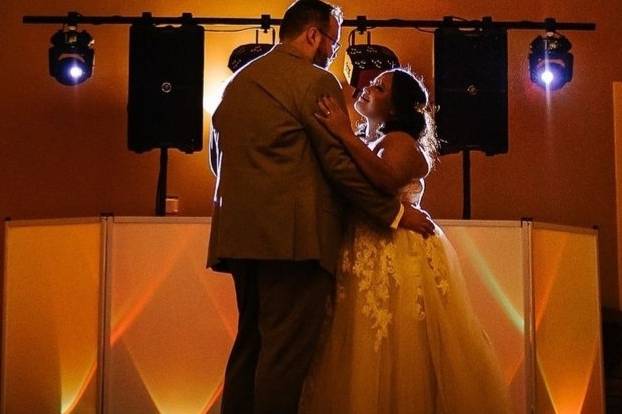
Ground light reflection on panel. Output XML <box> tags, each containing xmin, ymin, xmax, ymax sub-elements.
<box><xmin>532</xmin><ymin>228</ymin><xmax>603</xmax><ymax>414</ymax></box>
<box><xmin>440</xmin><ymin>222</ymin><xmax>526</xmax><ymax>414</ymax></box>
<box><xmin>3</xmin><ymin>221</ymin><xmax>102</xmax><ymax>414</ymax></box>
<box><xmin>3</xmin><ymin>219</ymin><xmax>604</xmax><ymax>414</ymax></box>
<box><xmin>106</xmin><ymin>221</ymin><xmax>237</xmax><ymax>414</ymax></box>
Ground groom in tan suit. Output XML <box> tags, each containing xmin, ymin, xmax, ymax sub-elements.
<box><xmin>208</xmin><ymin>1</ymin><xmax>434</xmax><ymax>412</ymax></box>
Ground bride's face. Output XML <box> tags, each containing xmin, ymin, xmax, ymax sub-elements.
<box><xmin>354</xmin><ymin>72</ymin><xmax>394</xmax><ymax>122</ymax></box>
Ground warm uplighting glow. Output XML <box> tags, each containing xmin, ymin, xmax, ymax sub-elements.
<box><xmin>4</xmin><ymin>222</ymin><xmax>102</xmax><ymax>414</ymax></box>
<box><xmin>108</xmin><ymin>221</ymin><xmax>237</xmax><ymax>414</ymax></box>
<box><xmin>448</xmin><ymin>227</ymin><xmax>524</xmax><ymax>332</ymax></box>
<box><xmin>444</xmin><ymin>224</ymin><xmax>527</xmax><ymax>403</ymax></box>
<box><xmin>532</xmin><ymin>229</ymin><xmax>603</xmax><ymax>413</ymax></box>
<box><xmin>4</xmin><ymin>220</ymin><xmax>603</xmax><ymax>414</ymax></box>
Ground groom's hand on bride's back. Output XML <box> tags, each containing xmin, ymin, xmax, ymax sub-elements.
<box><xmin>400</xmin><ymin>204</ymin><xmax>435</xmax><ymax>238</ymax></box>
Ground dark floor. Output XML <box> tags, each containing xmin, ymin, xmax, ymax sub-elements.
<box><xmin>603</xmin><ymin>308</ymin><xmax>622</xmax><ymax>413</ymax></box>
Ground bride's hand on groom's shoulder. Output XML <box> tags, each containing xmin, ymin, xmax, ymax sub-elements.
<box><xmin>400</xmin><ymin>204</ymin><xmax>435</xmax><ymax>238</ymax></box>
<box><xmin>314</xmin><ymin>96</ymin><xmax>353</xmax><ymax>140</ymax></box>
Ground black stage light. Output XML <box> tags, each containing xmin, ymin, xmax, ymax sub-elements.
<box><xmin>529</xmin><ymin>31</ymin><xmax>573</xmax><ymax>90</ymax></box>
<box><xmin>48</xmin><ymin>25</ymin><xmax>94</xmax><ymax>86</ymax></box>
<box><xmin>343</xmin><ymin>32</ymin><xmax>399</xmax><ymax>96</ymax></box>
<box><xmin>228</xmin><ymin>29</ymin><xmax>275</xmax><ymax>72</ymax></box>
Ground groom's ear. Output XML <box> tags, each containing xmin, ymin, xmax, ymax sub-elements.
<box><xmin>305</xmin><ymin>26</ymin><xmax>320</xmax><ymax>48</ymax></box>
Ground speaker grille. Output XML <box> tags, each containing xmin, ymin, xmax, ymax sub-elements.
<box><xmin>128</xmin><ymin>23</ymin><xmax>204</xmax><ymax>154</ymax></box>
<box><xmin>434</xmin><ymin>28</ymin><xmax>508</xmax><ymax>156</ymax></box>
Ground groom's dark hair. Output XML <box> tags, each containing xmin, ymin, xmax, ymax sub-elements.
<box><xmin>279</xmin><ymin>0</ymin><xmax>343</xmax><ymax>41</ymax></box>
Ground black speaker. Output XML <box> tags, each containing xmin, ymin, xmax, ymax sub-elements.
<box><xmin>128</xmin><ymin>23</ymin><xmax>204</xmax><ymax>154</ymax></box>
<box><xmin>434</xmin><ymin>27</ymin><xmax>508</xmax><ymax>156</ymax></box>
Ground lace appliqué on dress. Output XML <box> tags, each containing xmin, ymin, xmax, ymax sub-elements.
<box><xmin>340</xmin><ymin>224</ymin><xmax>453</xmax><ymax>352</ymax></box>
<box><xmin>424</xmin><ymin>235</ymin><xmax>451</xmax><ymax>300</ymax></box>
<box><xmin>337</xmin><ymin>179</ymin><xmax>451</xmax><ymax>352</ymax></box>
<box><xmin>341</xmin><ymin>223</ymin><xmax>400</xmax><ymax>352</ymax></box>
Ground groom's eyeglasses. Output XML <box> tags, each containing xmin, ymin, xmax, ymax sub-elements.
<box><xmin>317</xmin><ymin>29</ymin><xmax>341</xmax><ymax>53</ymax></box>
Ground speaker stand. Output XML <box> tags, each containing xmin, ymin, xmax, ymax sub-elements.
<box><xmin>462</xmin><ymin>150</ymin><xmax>472</xmax><ymax>219</ymax></box>
<box><xmin>155</xmin><ymin>147</ymin><xmax>168</xmax><ymax>216</ymax></box>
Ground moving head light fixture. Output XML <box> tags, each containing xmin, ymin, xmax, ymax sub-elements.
<box><xmin>48</xmin><ymin>13</ymin><xmax>94</xmax><ymax>85</ymax></box>
<box><xmin>343</xmin><ymin>22</ymin><xmax>400</xmax><ymax>97</ymax></box>
<box><xmin>228</xmin><ymin>28</ymin><xmax>276</xmax><ymax>73</ymax></box>
<box><xmin>529</xmin><ymin>19</ymin><xmax>574</xmax><ymax>90</ymax></box>
<box><xmin>227</xmin><ymin>14</ymin><xmax>275</xmax><ymax>73</ymax></box>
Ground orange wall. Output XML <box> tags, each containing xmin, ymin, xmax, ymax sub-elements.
<box><xmin>615</xmin><ymin>82</ymin><xmax>622</xmax><ymax>310</ymax></box>
<box><xmin>1</xmin><ymin>0</ymin><xmax>621</xmax><ymax>308</ymax></box>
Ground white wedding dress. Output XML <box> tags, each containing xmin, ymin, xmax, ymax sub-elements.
<box><xmin>300</xmin><ymin>178</ymin><xmax>513</xmax><ymax>413</ymax></box>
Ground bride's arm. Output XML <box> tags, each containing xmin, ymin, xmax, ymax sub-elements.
<box><xmin>315</xmin><ymin>96</ymin><xmax>429</xmax><ymax>195</ymax></box>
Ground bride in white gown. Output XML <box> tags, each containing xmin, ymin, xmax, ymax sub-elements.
<box><xmin>299</xmin><ymin>68</ymin><xmax>513</xmax><ymax>413</ymax></box>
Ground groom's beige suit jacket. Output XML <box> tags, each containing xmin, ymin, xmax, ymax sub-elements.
<box><xmin>207</xmin><ymin>43</ymin><xmax>400</xmax><ymax>274</ymax></box>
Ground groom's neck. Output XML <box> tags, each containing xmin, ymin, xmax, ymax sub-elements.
<box><xmin>280</xmin><ymin>39</ymin><xmax>314</xmax><ymax>65</ymax></box>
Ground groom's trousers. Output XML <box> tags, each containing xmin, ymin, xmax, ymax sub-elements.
<box><xmin>220</xmin><ymin>259</ymin><xmax>333</xmax><ymax>414</ymax></box>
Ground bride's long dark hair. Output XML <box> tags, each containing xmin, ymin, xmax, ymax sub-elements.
<box><xmin>360</xmin><ymin>68</ymin><xmax>439</xmax><ymax>163</ymax></box>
